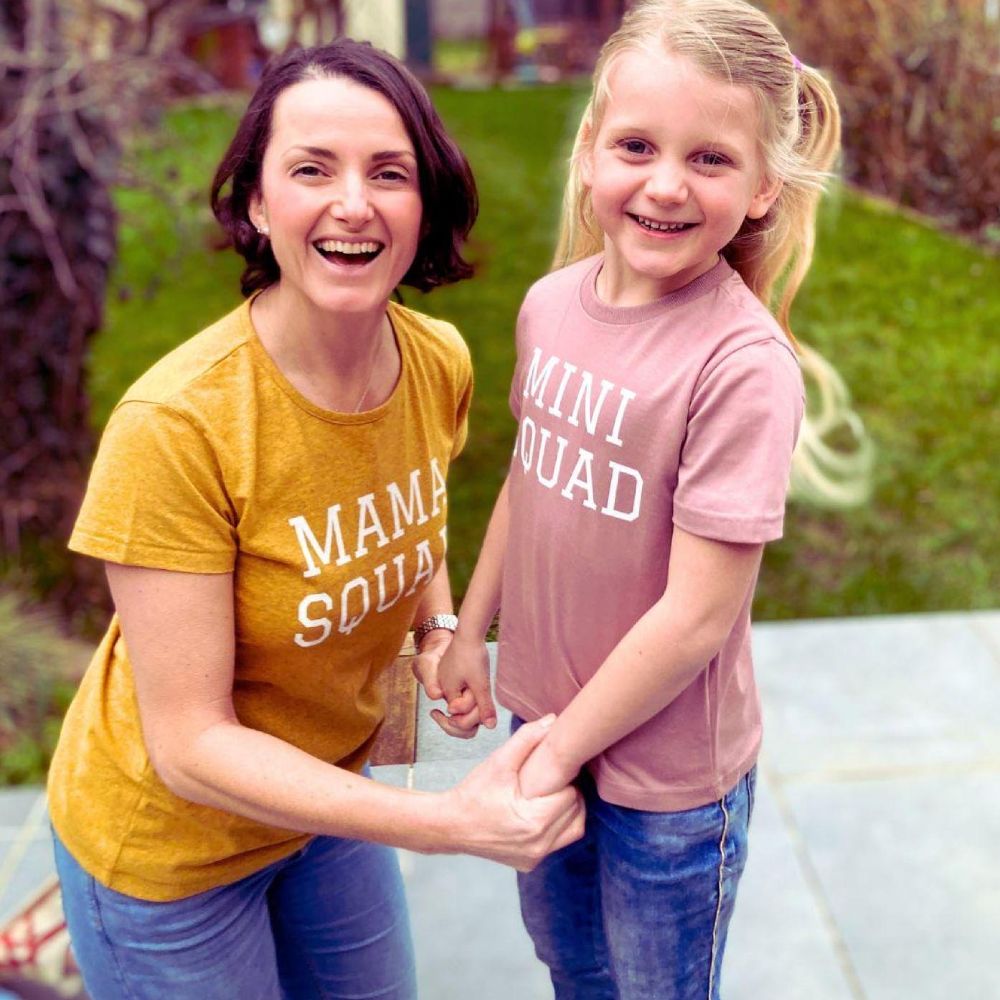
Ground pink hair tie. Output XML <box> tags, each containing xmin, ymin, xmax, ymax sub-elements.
<box><xmin>792</xmin><ymin>55</ymin><xmax>804</xmax><ymax>72</ymax></box>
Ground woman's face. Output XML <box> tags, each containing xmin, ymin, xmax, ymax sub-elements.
<box><xmin>250</xmin><ymin>75</ymin><xmax>423</xmax><ymax>321</ymax></box>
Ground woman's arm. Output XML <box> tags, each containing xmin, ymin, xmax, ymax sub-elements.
<box><xmin>515</xmin><ymin>526</ymin><xmax>764</xmax><ymax>798</ymax></box>
<box><xmin>432</xmin><ymin>475</ymin><xmax>511</xmax><ymax>734</ymax></box>
<box><xmin>408</xmin><ymin>559</ymin><xmax>456</xmax><ymax>700</ymax></box>
<box><xmin>106</xmin><ymin>561</ymin><xmax>582</xmax><ymax>870</ymax></box>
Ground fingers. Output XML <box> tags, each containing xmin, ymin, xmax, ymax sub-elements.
<box><xmin>410</xmin><ymin>656</ymin><xmax>443</xmax><ymax>700</ymax></box>
<box><xmin>545</xmin><ymin>789</ymin><xmax>586</xmax><ymax>852</ymax></box>
<box><xmin>447</xmin><ymin>688</ymin><xmax>476</xmax><ymax>715</ymax></box>
<box><xmin>468</xmin><ymin>673</ymin><xmax>498</xmax><ymax>730</ymax></box>
<box><xmin>429</xmin><ymin>707</ymin><xmax>480</xmax><ymax>740</ymax></box>
<box><xmin>514</xmin><ymin>789</ymin><xmax>586</xmax><ymax>871</ymax></box>
<box><xmin>487</xmin><ymin>714</ymin><xmax>555</xmax><ymax>774</ymax></box>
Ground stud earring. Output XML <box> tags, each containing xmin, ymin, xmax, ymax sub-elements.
<box><xmin>255</xmin><ymin>223</ymin><xmax>269</xmax><ymax>236</ymax></box>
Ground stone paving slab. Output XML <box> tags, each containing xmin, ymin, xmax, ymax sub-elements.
<box><xmin>2</xmin><ymin>611</ymin><xmax>998</xmax><ymax>998</ymax></box>
<box><xmin>784</xmin><ymin>770</ymin><xmax>1000</xmax><ymax>1000</ymax></box>
<box><xmin>752</xmin><ymin>613</ymin><xmax>1000</xmax><ymax>778</ymax></box>
<box><xmin>402</xmin><ymin>851</ymin><xmax>550</xmax><ymax>1000</ymax></box>
<box><xmin>724</xmin><ymin>772</ymin><xmax>857</xmax><ymax>1000</ymax></box>
<box><xmin>0</xmin><ymin>789</ymin><xmax>49</xmax><ymax>925</ymax></box>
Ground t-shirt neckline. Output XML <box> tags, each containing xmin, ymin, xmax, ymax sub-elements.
<box><xmin>241</xmin><ymin>296</ymin><xmax>408</xmax><ymax>425</ymax></box>
<box><xmin>579</xmin><ymin>255</ymin><xmax>734</xmax><ymax>326</ymax></box>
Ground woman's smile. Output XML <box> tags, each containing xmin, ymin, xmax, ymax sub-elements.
<box><xmin>250</xmin><ymin>75</ymin><xmax>423</xmax><ymax>322</ymax></box>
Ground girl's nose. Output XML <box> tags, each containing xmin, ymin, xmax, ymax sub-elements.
<box><xmin>645</xmin><ymin>160</ymin><xmax>687</xmax><ymax>204</ymax></box>
<box><xmin>331</xmin><ymin>173</ymin><xmax>374</xmax><ymax>227</ymax></box>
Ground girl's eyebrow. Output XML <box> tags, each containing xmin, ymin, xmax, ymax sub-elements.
<box><xmin>287</xmin><ymin>144</ymin><xmax>416</xmax><ymax>162</ymax></box>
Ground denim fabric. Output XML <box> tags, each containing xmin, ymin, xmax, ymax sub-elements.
<box><xmin>53</xmin><ymin>829</ymin><xmax>416</xmax><ymax>1000</ymax></box>
<box><xmin>513</xmin><ymin>717</ymin><xmax>755</xmax><ymax>1000</ymax></box>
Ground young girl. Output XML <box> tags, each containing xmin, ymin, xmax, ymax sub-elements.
<box><xmin>435</xmin><ymin>1</ymin><xmax>865</xmax><ymax>996</ymax></box>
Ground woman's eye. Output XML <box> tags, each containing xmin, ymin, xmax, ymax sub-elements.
<box><xmin>291</xmin><ymin>164</ymin><xmax>324</xmax><ymax>178</ymax></box>
<box><xmin>375</xmin><ymin>167</ymin><xmax>409</xmax><ymax>183</ymax></box>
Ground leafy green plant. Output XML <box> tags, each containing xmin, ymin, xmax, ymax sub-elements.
<box><xmin>762</xmin><ymin>0</ymin><xmax>999</xmax><ymax>246</ymax></box>
<box><xmin>0</xmin><ymin>592</ymin><xmax>87</xmax><ymax>785</ymax></box>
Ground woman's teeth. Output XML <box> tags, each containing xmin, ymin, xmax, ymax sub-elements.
<box><xmin>314</xmin><ymin>239</ymin><xmax>383</xmax><ymax>256</ymax></box>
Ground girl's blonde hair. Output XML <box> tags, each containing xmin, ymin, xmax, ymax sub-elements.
<box><xmin>554</xmin><ymin>0</ymin><xmax>872</xmax><ymax>507</ymax></box>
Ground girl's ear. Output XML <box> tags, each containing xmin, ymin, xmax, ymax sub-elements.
<box><xmin>747</xmin><ymin>175</ymin><xmax>783</xmax><ymax>220</ymax></box>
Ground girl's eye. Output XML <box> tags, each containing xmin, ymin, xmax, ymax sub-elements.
<box><xmin>291</xmin><ymin>164</ymin><xmax>324</xmax><ymax>178</ymax></box>
<box><xmin>619</xmin><ymin>138</ymin><xmax>652</xmax><ymax>156</ymax></box>
<box><xmin>695</xmin><ymin>151</ymin><xmax>730</xmax><ymax>168</ymax></box>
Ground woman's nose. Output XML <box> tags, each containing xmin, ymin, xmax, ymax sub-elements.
<box><xmin>331</xmin><ymin>174</ymin><xmax>374</xmax><ymax>227</ymax></box>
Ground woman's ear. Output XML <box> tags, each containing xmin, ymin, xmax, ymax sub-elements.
<box><xmin>248</xmin><ymin>191</ymin><xmax>269</xmax><ymax>235</ymax></box>
<box><xmin>747</xmin><ymin>175</ymin><xmax>783</xmax><ymax>220</ymax></box>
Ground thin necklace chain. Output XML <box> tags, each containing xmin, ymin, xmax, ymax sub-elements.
<box><xmin>353</xmin><ymin>323</ymin><xmax>386</xmax><ymax>413</ymax></box>
<box><xmin>253</xmin><ymin>289</ymin><xmax>388</xmax><ymax>413</ymax></box>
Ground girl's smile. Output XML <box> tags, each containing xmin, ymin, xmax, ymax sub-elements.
<box><xmin>583</xmin><ymin>48</ymin><xmax>782</xmax><ymax>307</ymax></box>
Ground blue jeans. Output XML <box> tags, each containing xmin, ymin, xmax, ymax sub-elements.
<box><xmin>513</xmin><ymin>719</ymin><xmax>755</xmax><ymax>999</ymax></box>
<box><xmin>53</xmin><ymin>829</ymin><xmax>416</xmax><ymax>999</ymax></box>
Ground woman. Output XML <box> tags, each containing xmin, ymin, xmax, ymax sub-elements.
<box><xmin>47</xmin><ymin>39</ymin><xmax>583</xmax><ymax>999</ymax></box>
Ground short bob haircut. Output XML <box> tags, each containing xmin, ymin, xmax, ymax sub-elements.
<box><xmin>211</xmin><ymin>39</ymin><xmax>478</xmax><ymax>296</ymax></box>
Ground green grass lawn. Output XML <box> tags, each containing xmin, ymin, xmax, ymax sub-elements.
<box><xmin>92</xmin><ymin>87</ymin><xmax>1000</xmax><ymax>620</ymax></box>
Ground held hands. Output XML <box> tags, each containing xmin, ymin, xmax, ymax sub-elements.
<box><xmin>444</xmin><ymin>715</ymin><xmax>585</xmax><ymax>870</ymax></box>
<box><xmin>516</xmin><ymin>732</ymin><xmax>581</xmax><ymax>800</ymax></box>
<box><xmin>429</xmin><ymin>631</ymin><xmax>498</xmax><ymax>738</ymax></box>
<box><xmin>409</xmin><ymin>630</ymin><xmax>453</xmax><ymax>702</ymax></box>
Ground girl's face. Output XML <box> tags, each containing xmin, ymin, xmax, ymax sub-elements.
<box><xmin>583</xmin><ymin>49</ymin><xmax>781</xmax><ymax>306</ymax></box>
<box><xmin>250</xmin><ymin>76</ymin><xmax>423</xmax><ymax>321</ymax></box>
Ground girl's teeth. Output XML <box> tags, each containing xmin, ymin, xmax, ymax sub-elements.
<box><xmin>636</xmin><ymin>217</ymin><xmax>689</xmax><ymax>232</ymax></box>
<box><xmin>315</xmin><ymin>240</ymin><xmax>381</xmax><ymax>254</ymax></box>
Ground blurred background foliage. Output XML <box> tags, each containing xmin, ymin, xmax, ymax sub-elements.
<box><xmin>764</xmin><ymin>0</ymin><xmax>999</xmax><ymax>245</ymax></box>
<box><xmin>90</xmin><ymin>89</ymin><xmax>999</xmax><ymax>624</ymax></box>
<box><xmin>1</xmin><ymin>0</ymin><xmax>998</xmax><ymax>783</ymax></box>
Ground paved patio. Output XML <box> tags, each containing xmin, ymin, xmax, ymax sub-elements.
<box><xmin>3</xmin><ymin>610</ymin><xmax>999</xmax><ymax>998</ymax></box>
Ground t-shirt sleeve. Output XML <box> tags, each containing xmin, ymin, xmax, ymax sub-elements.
<box><xmin>69</xmin><ymin>401</ymin><xmax>237</xmax><ymax>572</ymax></box>
<box><xmin>673</xmin><ymin>341</ymin><xmax>804</xmax><ymax>543</ymax></box>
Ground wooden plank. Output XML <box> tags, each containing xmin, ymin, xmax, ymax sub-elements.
<box><xmin>368</xmin><ymin>634</ymin><xmax>418</xmax><ymax>766</ymax></box>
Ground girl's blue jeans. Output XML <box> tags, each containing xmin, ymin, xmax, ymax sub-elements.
<box><xmin>52</xmin><ymin>826</ymin><xmax>416</xmax><ymax>999</ymax></box>
<box><xmin>512</xmin><ymin>717</ymin><xmax>755</xmax><ymax>1000</ymax></box>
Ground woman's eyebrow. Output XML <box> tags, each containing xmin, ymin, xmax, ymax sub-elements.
<box><xmin>286</xmin><ymin>145</ymin><xmax>416</xmax><ymax>162</ymax></box>
<box><xmin>371</xmin><ymin>149</ymin><xmax>418</xmax><ymax>163</ymax></box>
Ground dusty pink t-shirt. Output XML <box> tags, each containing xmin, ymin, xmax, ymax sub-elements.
<box><xmin>496</xmin><ymin>255</ymin><xmax>804</xmax><ymax>811</ymax></box>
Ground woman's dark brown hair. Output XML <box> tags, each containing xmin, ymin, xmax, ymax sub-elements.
<box><xmin>211</xmin><ymin>39</ymin><xmax>478</xmax><ymax>295</ymax></box>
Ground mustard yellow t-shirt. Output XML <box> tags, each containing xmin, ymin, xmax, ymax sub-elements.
<box><xmin>48</xmin><ymin>298</ymin><xmax>471</xmax><ymax>901</ymax></box>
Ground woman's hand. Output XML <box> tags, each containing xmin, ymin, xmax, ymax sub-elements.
<box><xmin>409</xmin><ymin>630</ymin><xmax>452</xmax><ymax>701</ymax></box>
<box><xmin>441</xmin><ymin>716</ymin><xmax>584</xmax><ymax>870</ymax></box>
<box><xmin>430</xmin><ymin>631</ymin><xmax>497</xmax><ymax>737</ymax></box>
<box><xmin>516</xmin><ymin>735</ymin><xmax>582</xmax><ymax>800</ymax></box>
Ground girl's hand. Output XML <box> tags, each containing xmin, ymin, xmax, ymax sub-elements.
<box><xmin>517</xmin><ymin>734</ymin><xmax>581</xmax><ymax>799</ymax></box>
<box><xmin>430</xmin><ymin>631</ymin><xmax>497</xmax><ymax>737</ymax></box>
<box><xmin>442</xmin><ymin>715</ymin><xmax>585</xmax><ymax>870</ymax></box>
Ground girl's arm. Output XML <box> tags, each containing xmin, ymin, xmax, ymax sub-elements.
<box><xmin>516</xmin><ymin>526</ymin><xmax>764</xmax><ymax>798</ymax></box>
<box><xmin>431</xmin><ymin>475</ymin><xmax>511</xmax><ymax>735</ymax></box>
<box><xmin>106</xmin><ymin>561</ymin><xmax>582</xmax><ymax>870</ymax></box>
